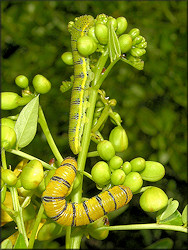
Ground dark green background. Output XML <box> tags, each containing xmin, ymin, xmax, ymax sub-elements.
<box><xmin>1</xmin><ymin>1</ymin><xmax>187</xmax><ymax>249</ymax></box>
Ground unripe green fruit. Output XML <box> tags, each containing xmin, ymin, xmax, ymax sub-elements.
<box><xmin>2</xmin><ymin>169</ymin><xmax>17</xmax><ymax>186</ymax></box>
<box><xmin>61</xmin><ymin>52</ymin><xmax>74</xmax><ymax>65</ymax></box>
<box><xmin>130</xmin><ymin>157</ymin><xmax>146</xmax><ymax>172</ymax></box>
<box><xmin>1</xmin><ymin>125</ymin><xmax>17</xmax><ymax>150</ymax></box>
<box><xmin>91</xmin><ymin>161</ymin><xmax>111</xmax><ymax>186</ymax></box>
<box><xmin>88</xmin><ymin>27</ymin><xmax>99</xmax><ymax>43</ymax></box>
<box><xmin>1</xmin><ymin>92</ymin><xmax>20</xmax><ymax>110</ymax></box>
<box><xmin>15</xmin><ymin>75</ymin><xmax>29</xmax><ymax>88</ymax></box>
<box><xmin>87</xmin><ymin>216</ymin><xmax>109</xmax><ymax>240</ymax></box>
<box><xmin>77</xmin><ymin>36</ymin><xmax>97</xmax><ymax>56</ymax></box>
<box><xmin>123</xmin><ymin>172</ymin><xmax>143</xmax><ymax>193</ymax></box>
<box><xmin>109</xmin><ymin>156</ymin><xmax>123</xmax><ymax>170</ymax></box>
<box><xmin>116</xmin><ymin>17</ymin><xmax>128</xmax><ymax>35</ymax></box>
<box><xmin>95</xmin><ymin>24</ymin><xmax>108</xmax><ymax>45</ymax></box>
<box><xmin>130</xmin><ymin>48</ymin><xmax>146</xmax><ymax>57</ymax></box>
<box><xmin>32</xmin><ymin>74</ymin><xmax>51</xmax><ymax>94</ymax></box>
<box><xmin>122</xmin><ymin>161</ymin><xmax>132</xmax><ymax>175</ymax></box>
<box><xmin>111</xmin><ymin>169</ymin><xmax>126</xmax><ymax>185</ymax></box>
<box><xmin>140</xmin><ymin>161</ymin><xmax>165</xmax><ymax>182</ymax></box>
<box><xmin>20</xmin><ymin>160</ymin><xmax>44</xmax><ymax>190</ymax></box>
<box><xmin>97</xmin><ymin>140</ymin><xmax>115</xmax><ymax>161</ymax></box>
<box><xmin>109</xmin><ymin>126</ymin><xmax>128</xmax><ymax>153</ymax></box>
<box><xmin>119</xmin><ymin>34</ymin><xmax>132</xmax><ymax>53</ymax></box>
<box><xmin>140</xmin><ymin>187</ymin><xmax>168</xmax><ymax>212</ymax></box>
<box><xmin>129</xmin><ymin>28</ymin><xmax>140</xmax><ymax>39</ymax></box>
<box><xmin>1</xmin><ymin>118</ymin><xmax>15</xmax><ymax>129</ymax></box>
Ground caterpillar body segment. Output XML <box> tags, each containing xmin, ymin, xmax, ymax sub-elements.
<box><xmin>42</xmin><ymin>157</ymin><xmax>133</xmax><ymax>226</ymax></box>
<box><xmin>68</xmin><ymin>15</ymin><xmax>95</xmax><ymax>155</ymax></box>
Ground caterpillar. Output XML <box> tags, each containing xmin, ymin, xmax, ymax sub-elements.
<box><xmin>42</xmin><ymin>157</ymin><xmax>133</xmax><ymax>226</ymax></box>
<box><xmin>68</xmin><ymin>15</ymin><xmax>95</xmax><ymax>155</ymax></box>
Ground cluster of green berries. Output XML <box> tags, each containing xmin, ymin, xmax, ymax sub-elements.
<box><xmin>91</xmin><ymin>125</ymin><xmax>168</xmax><ymax>213</ymax></box>
<box><xmin>61</xmin><ymin>14</ymin><xmax>147</xmax><ymax>65</ymax></box>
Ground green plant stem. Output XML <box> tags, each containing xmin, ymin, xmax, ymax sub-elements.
<box><xmin>109</xmin><ymin>109</ymin><xmax>121</xmax><ymax>126</ymax></box>
<box><xmin>28</xmin><ymin>203</ymin><xmax>44</xmax><ymax>249</ymax></box>
<box><xmin>87</xmin><ymin>151</ymin><xmax>99</xmax><ymax>157</ymax></box>
<box><xmin>7</xmin><ymin>149</ymin><xmax>55</xmax><ymax>170</ymax></box>
<box><xmin>21</xmin><ymin>196</ymin><xmax>31</xmax><ymax>208</ymax></box>
<box><xmin>92</xmin><ymin>105</ymin><xmax>110</xmax><ymax>133</ymax></box>
<box><xmin>38</xmin><ymin>106</ymin><xmax>63</xmax><ymax>165</ymax></box>
<box><xmin>83</xmin><ymin>171</ymin><xmax>93</xmax><ymax>181</ymax></box>
<box><xmin>95</xmin><ymin>223</ymin><xmax>188</xmax><ymax>233</ymax></box>
<box><xmin>1</xmin><ymin>203</ymin><xmax>16</xmax><ymax>219</ymax></box>
<box><xmin>1</xmin><ymin>149</ymin><xmax>7</xmax><ymax>169</ymax></box>
<box><xmin>9</xmin><ymin>187</ymin><xmax>29</xmax><ymax>247</ymax></box>
<box><xmin>65</xmin><ymin>226</ymin><xmax>71</xmax><ymax>249</ymax></box>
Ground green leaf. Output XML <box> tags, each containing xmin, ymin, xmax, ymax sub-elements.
<box><xmin>120</xmin><ymin>56</ymin><xmax>144</xmax><ymax>70</ymax></box>
<box><xmin>13</xmin><ymin>233</ymin><xmax>27</xmax><ymax>249</ymax></box>
<box><xmin>158</xmin><ymin>210</ymin><xmax>183</xmax><ymax>226</ymax></box>
<box><xmin>1</xmin><ymin>239</ymin><xmax>12</xmax><ymax>249</ymax></box>
<box><xmin>182</xmin><ymin>204</ymin><xmax>188</xmax><ymax>226</ymax></box>
<box><xmin>157</xmin><ymin>199</ymin><xmax>179</xmax><ymax>221</ymax></box>
<box><xmin>15</xmin><ymin>96</ymin><xmax>39</xmax><ymax>148</ymax></box>
<box><xmin>145</xmin><ymin>238</ymin><xmax>173</xmax><ymax>249</ymax></box>
<box><xmin>108</xmin><ymin>22</ymin><xmax>121</xmax><ymax>62</ymax></box>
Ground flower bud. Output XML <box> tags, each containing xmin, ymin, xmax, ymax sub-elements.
<box><xmin>116</xmin><ymin>17</ymin><xmax>128</xmax><ymax>35</ymax></box>
<box><xmin>97</xmin><ymin>140</ymin><xmax>115</xmax><ymax>161</ymax></box>
<box><xmin>20</xmin><ymin>160</ymin><xmax>44</xmax><ymax>190</ymax></box>
<box><xmin>15</xmin><ymin>75</ymin><xmax>29</xmax><ymax>88</ymax></box>
<box><xmin>123</xmin><ymin>172</ymin><xmax>143</xmax><ymax>193</ymax></box>
<box><xmin>109</xmin><ymin>156</ymin><xmax>123</xmax><ymax>170</ymax></box>
<box><xmin>111</xmin><ymin>169</ymin><xmax>126</xmax><ymax>185</ymax></box>
<box><xmin>122</xmin><ymin>161</ymin><xmax>132</xmax><ymax>175</ymax></box>
<box><xmin>140</xmin><ymin>187</ymin><xmax>168</xmax><ymax>212</ymax></box>
<box><xmin>109</xmin><ymin>126</ymin><xmax>128</xmax><ymax>153</ymax></box>
<box><xmin>95</xmin><ymin>24</ymin><xmax>108</xmax><ymax>45</ymax></box>
<box><xmin>119</xmin><ymin>34</ymin><xmax>132</xmax><ymax>53</ymax></box>
<box><xmin>130</xmin><ymin>157</ymin><xmax>146</xmax><ymax>172</ymax></box>
<box><xmin>32</xmin><ymin>75</ymin><xmax>51</xmax><ymax>94</ymax></box>
<box><xmin>91</xmin><ymin>161</ymin><xmax>111</xmax><ymax>186</ymax></box>
<box><xmin>87</xmin><ymin>216</ymin><xmax>109</xmax><ymax>240</ymax></box>
<box><xmin>130</xmin><ymin>48</ymin><xmax>146</xmax><ymax>57</ymax></box>
<box><xmin>77</xmin><ymin>36</ymin><xmax>97</xmax><ymax>56</ymax></box>
<box><xmin>129</xmin><ymin>28</ymin><xmax>140</xmax><ymax>39</ymax></box>
<box><xmin>88</xmin><ymin>26</ymin><xmax>99</xmax><ymax>44</ymax></box>
<box><xmin>61</xmin><ymin>52</ymin><xmax>74</xmax><ymax>65</ymax></box>
<box><xmin>2</xmin><ymin>169</ymin><xmax>17</xmax><ymax>186</ymax></box>
<box><xmin>1</xmin><ymin>92</ymin><xmax>20</xmax><ymax>110</ymax></box>
<box><xmin>1</xmin><ymin>118</ymin><xmax>15</xmax><ymax>129</ymax></box>
<box><xmin>140</xmin><ymin>161</ymin><xmax>165</xmax><ymax>182</ymax></box>
<box><xmin>1</xmin><ymin>125</ymin><xmax>17</xmax><ymax>150</ymax></box>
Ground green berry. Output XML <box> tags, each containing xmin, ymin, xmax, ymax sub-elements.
<box><xmin>1</xmin><ymin>118</ymin><xmax>15</xmax><ymax>129</ymax></box>
<box><xmin>2</xmin><ymin>169</ymin><xmax>17</xmax><ymax>186</ymax></box>
<box><xmin>109</xmin><ymin>156</ymin><xmax>123</xmax><ymax>170</ymax></box>
<box><xmin>15</xmin><ymin>75</ymin><xmax>29</xmax><ymax>88</ymax></box>
<box><xmin>61</xmin><ymin>52</ymin><xmax>74</xmax><ymax>65</ymax></box>
<box><xmin>97</xmin><ymin>140</ymin><xmax>115</xmax><ymax>161</ymax></box>
<box><xmin>140</xmin><ymin>187</ymin><xmax>168</xmax><ymax>212</ymax></box>
<box><xmin>116</xmin><ymin>17</ymin><xmax>128</xmax><ymax>35</ymax></box>
<box><xmin>95</xmin><ymin>24</ymin><xmax>108</xmax><ymax>45</ymax></box>
<box><xmin>122</xmin><ymin>162</ymin><xmax>132</xmax><ymax>175</ymax></box>
<box><xmin>109</xmin><ymin>126</ymin><xmax>128</xmax><ymax>153</ymax></box>
<box><xmin>130</xmin><ymin>157</ymin><xmax>146</xmax><ymax>172</ymax></box>
<box><xmin>1</xmin><ymin>125</ymin><xmax>17</xmax><ymax>150</ymax></box>
<box><xmin>123</xmin><ymin>172</ymin><xmax>143</xmax><ymax>193</ymax></box>
<box><xmin>20</xmin><ymin>160</ymin><xmax>44</xmax><ymax>190</ymax></box>
<box><xmin>32</xmin><ymin>75</ymin><xmax>51</xmax><ymax>94</ymax></box>
<box><xmin>119</xmin><ymin>34</ymin><xmax>132</xmax><ymax>53</ymax></box>
<box><xmin>91</xmin><ymin>161</ymin><xmax>111</xmax><ymax>186</ymax></box>
<box><xmin>77</xmin><ymin>36</ymin><xmax>97</xmax><ymax>56</ymax></box>
<box><xmin>1</xmin><ymin>92</ymin><xmax>20</xmax><ymax>110</ymax></box>
<box><xmin>111</xmin><ymin>169</ymin><xmax>126</xmax><ymax>185</ymax></box>
<box><xmin>140</xmin><ymin>161</ymin><xmax>165</xmax><ymax>182</ymax></box>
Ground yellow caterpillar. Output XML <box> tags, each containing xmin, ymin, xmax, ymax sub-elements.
<box><xmin>42</xmin><ymin>157</ymin><xmax>133</xmax><ymax>226</ymax></box>
<box><xmin>68</xmin><ymin>15</ymin><xmax>94</xmax><ymax>155</ymax></box>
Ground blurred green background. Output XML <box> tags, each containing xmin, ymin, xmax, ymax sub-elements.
<box><xmin>1</xmin><ymin>1</ymin><xmax>187</xmax><ymax>249</ymax></box>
